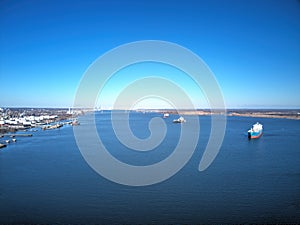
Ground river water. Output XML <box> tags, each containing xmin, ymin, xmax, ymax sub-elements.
<box><xmin>0</xmin><ymin>112</ymin><xmax>299</xmax><ymax>224</ymax></box>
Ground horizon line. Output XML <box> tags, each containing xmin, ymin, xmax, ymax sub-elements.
<box><xmin>1</xmin><ymin>106</ymin><xmax>300</xmax><ymax>110</ymax></box>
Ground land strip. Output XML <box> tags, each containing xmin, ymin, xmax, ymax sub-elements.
<box><xmin>149</xmin><ymin>109</ymin><xmax>300</xmax><ymax>120</ymax></box>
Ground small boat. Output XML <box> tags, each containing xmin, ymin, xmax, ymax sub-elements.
<box><xmin>71</xmin><ymin>119</ymin><xmax>80</xmax><ymax>126</ymax></box>
<box><xmin>5</xmin><ymin>140</ymin><xmax>10</xmax><ymax>144</ymax></box>
<box><xmin>163</xmin><ymin>113</ymin><xmax>169</xmax><ymax>118</ymax></box>
<box><xmin>248</xmin><ymin>122</ymin><xmax>263</xmax><ymax>139</ymax></box>
<box><xmin>0</xmin><ymin>143</ymin><xmax>6</xmax><ymax>149</ymax></box>
<box><xmin>173</xmin><ymin>116</ymin><xmax>186</xmax><ymax>123</ymax></box>
<box><xmin>12</xmin><ymin>138</ymin><xmax>17</xmax><ymax>142</ymax></box>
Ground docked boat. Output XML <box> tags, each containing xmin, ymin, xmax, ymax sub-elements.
<box><xmin>71</xmin><ymin>119</ymin><xmax>80</xmax><ymax>126</ymax></box>
<box><xmin>42</xmin><ymin>123</ymin><xmax>63</xmax><ymax>130</ymax></box>
<box><xmin>173</xmin><ymin>116</ymin><xmax>186</xmax><ymax>123</ymax></box>
<box><xmin>248</xmin><ymin>122</ymin><xmax>263</xmax><ymax>139</ymax></box>
<box><xmin>163</xmin><ymin>113</ymin><xmax>169</xmax><ymax>118</ymax></box>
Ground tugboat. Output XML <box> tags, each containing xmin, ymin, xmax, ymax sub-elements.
<box><xmin>173</xmin><ymin>116</ymin><xmax>186</xmax><ymax>123</ymax></box>
<box><xmin>248</xmin><ymin>122</ymin><xmax>263</xmax><ymax>139</ymax></box>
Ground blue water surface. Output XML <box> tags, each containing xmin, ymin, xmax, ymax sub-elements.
<box><xmin>0</xmin><ymin>112</ymin><xmax>299</xmax><ymax>224</ymax></box>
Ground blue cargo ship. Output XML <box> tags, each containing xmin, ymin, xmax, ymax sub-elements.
<box><xmin>248</xmin><ymin>122</ymin><xmax>263</xmax><ymax>139</ymax></box>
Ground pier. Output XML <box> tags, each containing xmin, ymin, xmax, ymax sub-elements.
<box><xmin>2</xmin><ymin>133</ymin><xmax>33</xmax><ymax>137</ymax></box>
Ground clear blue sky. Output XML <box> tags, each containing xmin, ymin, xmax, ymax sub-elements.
<box><xmin>1</xmin><ymin>0</ymin><xmax>299</xmax><ymax>108</ymax></box>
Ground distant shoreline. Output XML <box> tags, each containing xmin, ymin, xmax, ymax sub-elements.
<box><xmin>226</xmin><ymin>112</ymin><xmax>300</xmax><ymax>120</ymax></box>
<box><xmin>1</xmin><ymin>108</ymin><xmax>300</xmax><ymax>124</ymax></box>
<box><xmin>139</xmin><ymin>109</ymin><xmax>300</xmax><ymax>120</ymax></box>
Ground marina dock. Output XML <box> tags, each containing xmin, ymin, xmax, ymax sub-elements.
<box><xmin>2</xmin><ymin>133</ymin><xmax>33</xmax><ymax>137</ymax></box>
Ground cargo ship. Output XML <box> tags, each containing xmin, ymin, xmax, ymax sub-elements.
<box><xmin>248</xmin><ymin>122</ymin><xmax>263</xmax><ymax>139</ymax></box>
